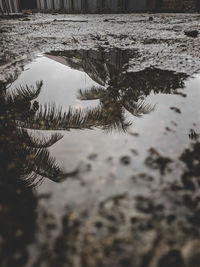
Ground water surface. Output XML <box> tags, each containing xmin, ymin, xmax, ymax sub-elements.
<box><xmin>2</xmin><ymin>47</ymin><xmax>200</xmax><ymax>266</ymax></box>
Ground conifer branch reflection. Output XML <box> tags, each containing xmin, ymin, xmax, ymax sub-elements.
<box><xmin>0</xmin><ymin>78</ymin><xmax>71</xmax><ymax>185</ymax></box>
<box><xmin>77</xmin><ymin>85</ymin><xmax>154</xmax><ymax>131</ymax></box>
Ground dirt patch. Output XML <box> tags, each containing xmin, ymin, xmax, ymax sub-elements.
<box><xmin>0</xmin><ymin>13</ymin><xmax>200</xmax><ymax>80</ymax></box>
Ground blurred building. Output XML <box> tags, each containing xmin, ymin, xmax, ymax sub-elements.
<box><xmin>36</xmin><ymin>0</ymin><xmax>154</xmax><ymax>12</ymax></box>
<box><xmin>0</xmin><ymin>0</ymin><xmax>37</xmax><ymax>13</ymax></box>
<box><xmin>0</xmin><ymin>0</ymin><xmax>19</xmax><ymax>12</ymax></box>
<box><xmin>159</xmin><ymin>0</ymin><xmax>197</xmax><ymax>11</ymax></box>
<box><xmin>37</xmin><ymin>0</ymin><xmax>198</xmax><ymax>12</ymax></box>
<box><xmin>0</xmin><ymin>0</ymin><xmax>198</xmax><ymax>14</ymax></box>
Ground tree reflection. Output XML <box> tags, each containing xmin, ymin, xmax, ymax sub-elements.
<box><xmin>0</xmin><ymin>75</ymin><xmax>103</xmax><ymax>185</ymax></box>
<box><xmin>46</xmin><ymin>48</ymin><xmax>188</xmax><ymax>132</ymax></box>
<box><xmin>0</xmin><ymin>48</ymin><xmax>192</xmax><ymax>267</ymax></box>
<box><xmin>0</xmin><ymin>72</ymin><xmax>138</xmax><ymax>186</ymax></box>
<box><xmin>0</xmin><ymin>76</ymin><xmax>67</xmax><ymax>185</ymax></box>
<box><xmin>1</xmin><ymin>48</ymin><xmax>189</xmax><ymax>186</ymax></box>
<box><xmin>0</xmin><ymin>75</ymin><xmax>38</xmax><ymax>267</ymax></box>
<box><xmin>46</xmin><ymin>48</ymin><xmax>188</xmax><ymax>95</ymax></box>
<box><xmin>78</xmin><ymin>85</ymin><xmax>153</xmax><ymax>132</ymax></box>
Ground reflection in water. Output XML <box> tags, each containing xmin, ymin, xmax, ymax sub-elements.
<box><xmin>0</xmin><ymin>74</ymin><xmax>82</xmax><ymax>265</ymax></box>
<box><xmin>77</xmin><ymin>85</ymin><xmax>153</xmax><ymax>132</ymax></box>
<box><xmin>0</xmin><ymin>75</ymin><xmax>38</xmax><ymax>266</ymax></box>
<box><xmin>46</xmin><ymin>49</ymin><xmax>188</xmax><ymax>132</ymax></box>
<box><xmin>0</xmin><ymin>48</ymin><xmax>196</xmax><ymax>267</ymax></box>
<box><xmin>0</xmin><ymin>75</ymin><xmax>68</xmax><ymax>185</ymax></box>
<box><xmin>47</xmin><ymin>48</ymin><xmax>187</xmax><ymax>93</ymax></box>
<box><xmin>1</xmin><ymin>73</ymin><xmax>112</xmax><ymax>184</ymax></box>
<box><xmin>189</xmin><ymin>129</ymin><xmax>200</xmax><ymax>140</ymax></box>
<box><xmin>1</xmin><ymin>48</ymin><xmax>189</xmax><ymax>183</ymax></box>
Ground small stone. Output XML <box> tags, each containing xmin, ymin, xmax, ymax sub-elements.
<box><xmin>182</xmin><ymin>175</ymin><xmax>195</xmax><ymax>191</ymax></box>
<box><xmin>120</xmin><ymin>156</ymin><xmax>131</xmax><ymax>165</ymax></box>
<box><xmin>158</xmin><ymin>250</ymin><xmax>184</xmax><ymax>267</ymax></box>
<box><xmin>130</xmin><ymin>149</ymin><xmax>138</xmax><ymax>155</ymax></box>
<box><xmin>167</xmin><ymin>214</ymin><xmax>176</xmax><ymax>223</ymax></box>
<box><xmin>130</xmin><ymin>217</ymin><xmax>138</xmax><ymax>224</ymax></box>
<box><xmin>88</xmin><ymin>153</ymin><xmax>97</xmax><ymax>160</ymax></box>
<box><xmin>170</xmin><ymin>107</ymin><xmax>181</xmax><ymax>114</ymax></box>
<box><xmin>22</xmin><ymin>18</ymin><xmax>30</xmax><ymax>21</ymax></box>
<box><xmin>184</xmin><ymin>30</ymin><xmax>199</xmax><ymax>38</ymax></box>
<box><xmin>95</xmin><ymin>221</ymin><xmax>103</xmax><ymax>228</ymax></box>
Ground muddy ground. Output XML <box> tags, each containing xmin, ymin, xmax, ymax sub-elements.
<box><xmin>0</xmin><ymin>13</ymin><xmax>200</xmax><ymax>78</ymax></box>
<box><xmin>0</xmin><ymin>13</ymin><xmax>200</xmax><ymax>267</ymax></box>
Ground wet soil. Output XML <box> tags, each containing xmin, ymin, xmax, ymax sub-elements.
<box><xmin>0</xmin><ymin>13</ymin><xmax>200</xmax><ymax>79</ymax></box>
<box><xmin>0</xmin><ymin>13</ymin><xmax>200</xmax><ymax>267</ymax></box>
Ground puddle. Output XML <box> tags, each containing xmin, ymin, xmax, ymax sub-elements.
<box><xmin>11</xmin><ymin>54</ymin><xmax>101</xmax><ymax>110</ymax></box>
<box><xmin>1</xmin><ymin>47</ymin><xmax>200</xmax><ymax>266</ymax></box>
<box><xmin>5</xmin><ymin>48</ymin><xmax>200</xmax><ymax>191</ymax></box>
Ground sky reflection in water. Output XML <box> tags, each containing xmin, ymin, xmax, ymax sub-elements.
<box><xmin>6</xmin><ymin>48</ymin><xmax>200</xmax><ymax>188</ymax></box>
